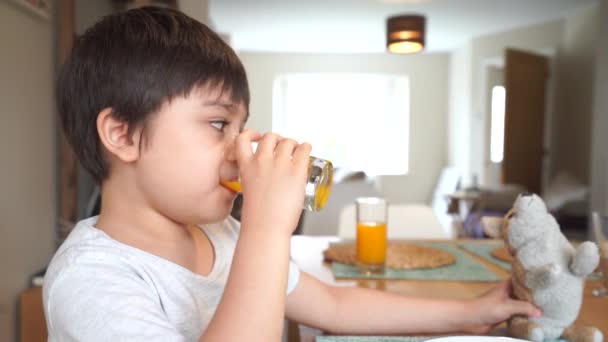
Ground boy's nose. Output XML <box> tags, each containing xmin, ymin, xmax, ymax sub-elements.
<box><xmin>224</xmin><ymin>138</ymin><xmax>237</xmax><ymax>162</ymax></box>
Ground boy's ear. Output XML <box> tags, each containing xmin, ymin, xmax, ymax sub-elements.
<box><xmin>97</xmin><ymin>108</ymin><xmax>142</xmax><ymax>163</ymax></box>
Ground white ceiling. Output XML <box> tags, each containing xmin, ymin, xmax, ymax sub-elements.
<box><xmin>209</xmin><ymin>0</ymin><xmax>598</xmax><ymax>53</ymax></box>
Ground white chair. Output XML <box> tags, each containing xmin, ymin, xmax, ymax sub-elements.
<box><xmin>430</xmin><ymin>167</ymin><xmax>461</xmax><ymax>234</ymax></box>
<box><xmin>300</xmin><ymin>177</ymin><xmax>381</xmax><ymax>236</ymax></box>
<box><xmin>337</xmin><ymin>203</ymin><xmax>449</xmax><ymax>240</ymax></box>
<box><xmin>303</xmin><ymin>167</ymin><xmax>461</xmax><ymax>238</ymax></box>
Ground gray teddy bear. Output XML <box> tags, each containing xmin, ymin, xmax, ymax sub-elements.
<box><xmin>485</xmin><ymin>193</ymin><xmax>603</xmax><ymax>342</ymax></box>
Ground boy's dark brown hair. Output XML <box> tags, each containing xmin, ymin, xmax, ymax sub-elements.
<box><xmin>57</xmin><ymin>6</ymin><xmax>249</xmax><ymax>183</ymax></box>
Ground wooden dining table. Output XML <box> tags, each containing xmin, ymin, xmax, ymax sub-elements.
<box><xmin>288</xmin><ymin>235</ymin><xmax>608</xmax><ymax>342</ymax></box>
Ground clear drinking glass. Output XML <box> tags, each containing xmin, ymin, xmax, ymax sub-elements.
<box><xmin>356</xmin><ymin>197</ymin><xmax>388</xmax><ymax>274</ymax></box>
<box><xmin>220</xmin><ymin>144</ymin><xmax>333</xmax><ymax>212</ymax></box>
<box><xmin>591</xmin><ymin>212</ymin><xmax>608</xmax><ymax>297</ymax></box>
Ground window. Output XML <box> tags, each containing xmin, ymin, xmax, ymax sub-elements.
<box><xmin>490</xmin><ymin>85</ymin><xmax>506</xmax><ymax>163</ymax></box>
<box><xmin>272</xmin><ymin>73</ymin><xmax>410</xmax><ymax>176</ymax></box>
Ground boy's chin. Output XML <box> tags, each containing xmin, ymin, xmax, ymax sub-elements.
<box><xmin>202</xmin><ymin>206</ymin><xmax>233</xmax><ymax>223</ymax></box>
<box><xmin>190</xmin><ymin>196</ymin><xmax>235</xmax><ymax>224</ymax></box>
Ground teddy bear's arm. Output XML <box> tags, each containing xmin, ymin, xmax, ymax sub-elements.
<box><xmin>526</xmin><ymin>264</ymin><xmax>561</xmax><ymax>289</ymax></box>
<box><xmin>569</xmin><ymin>241</ymin><xmax>600</xmax><ymax>278</ymax></box>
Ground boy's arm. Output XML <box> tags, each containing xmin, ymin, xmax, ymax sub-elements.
<box><xmin>203</xmin><ymin>228</ymin><xmax>292</xmax><ymax>341</ymax></box>
<box><xmin>203</xmin><ymin>131</ymin><xmax>311</xmax><ymax>342</ymax></box>
<box><xmin>286</xmin><ymin>272</ymin><xmax>541</xmax><ymax>336</ymax></box>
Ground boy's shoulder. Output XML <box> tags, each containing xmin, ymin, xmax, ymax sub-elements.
<box><xmin>44</xmin><ymin>216</ymin><xmax>241</xmax><ymax>284</ymax></box>
<box><xmin>49</xmin><ymin>216</ymin><xmax>132</xmax><ymax>261</ymax></box>
<box><xmin>44</xmin><ymin>217</ymin><xmax>141</xmax><ymax>286</ymax></box>
<box><xmin>52</xmin><ymin>215</ymin><xmax>239</xmax><ymax>256</ymax></box>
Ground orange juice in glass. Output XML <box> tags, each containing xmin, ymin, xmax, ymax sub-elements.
<box><xmin>220</xmin><ymin>156</ymin><xmax>333</xmax><ymax>212</ymax></box>
<box><xmin>356</xmin><ymin>197</ymin><xmax>388</xmax><ymax>273</ymax></box>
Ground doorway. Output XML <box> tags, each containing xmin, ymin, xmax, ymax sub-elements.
<box><xmin>481</xmin><ymin>49</ymin><xmax>552</xmax><ymax>194</ymax></box>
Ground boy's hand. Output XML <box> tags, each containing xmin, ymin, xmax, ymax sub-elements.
<box><xmin>235</xmin><ymin>130</ymin><xmax>311</xmax><ymax>236</ymax></box>
<box><xmin>464</xmin><ymin>279</ymin><xmax>542</xmax><ymax>334</ymax></box>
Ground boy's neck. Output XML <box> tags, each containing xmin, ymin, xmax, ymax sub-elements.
<box><xmin>94</xmin><ymin>173</ymin><xmax>218</xmax><ymax>276</ymax></box>
<box><xmin>95</xmin><ymin>174</ymin><xmax>192</xmax><ymax>246</ymax></box>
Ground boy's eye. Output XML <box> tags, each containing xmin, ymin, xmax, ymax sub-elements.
<box><xmin>210</xmin><ymin>120</ymin><xmax>228</xmax><ymax>132</ymax></box>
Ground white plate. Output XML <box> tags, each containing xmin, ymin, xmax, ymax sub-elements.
<box><xmin>424</xmin><ymin>337</ymin><xmax>529</xmax><ymax>342</ymax></box>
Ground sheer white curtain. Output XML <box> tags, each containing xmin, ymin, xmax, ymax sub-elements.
<box><xmin>272</xmin><ymin>73</ymin><xmax>410</xmax><ymax>176</ymax></box>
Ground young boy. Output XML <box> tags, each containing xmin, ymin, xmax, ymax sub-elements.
<box><xmin>44</xmin><ymin>6</ymin><xmax>540</xmax><ymax>341</ymax></box>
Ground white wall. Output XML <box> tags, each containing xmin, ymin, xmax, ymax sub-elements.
<box><xmin>75</xmin><ymin>0</ymin><xmax>113</xmax><ymax>34</ymax></box>
<box><xmin>0</xmin><ymin>2</ymin><xmax>56</xmax><ymax>341</ymax></box>
<box><xmin>240</xmin><ymin>52</ymin><xmax>449</xmax><ymax>204</ymax></box>
<box><xmin>590</xmin><ymin>0</ymin><xmax>608</xmax><ymax>214</ymax></box>
<box><xmin>178</xmin><ymin>0</ymin><xmax>210</xmax><ymax>25</ymax></box>
<box><xmin>448</xmin><ymin>42</ymin><xmax>473</xmax><ymax>185</ymax></box>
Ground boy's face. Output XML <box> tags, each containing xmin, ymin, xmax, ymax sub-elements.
<box><xmin>134</xmin><ymin>86</ymin><xmax>247</xmax><ymax>225</ymax></box>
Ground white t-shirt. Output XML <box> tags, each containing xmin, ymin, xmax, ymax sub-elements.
<box><xmin>43</xmin><ymin>216</ymin><xmax>300</xmax><ymax>341</ymax></box>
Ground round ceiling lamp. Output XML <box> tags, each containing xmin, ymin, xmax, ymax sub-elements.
<box><xmin>386</xmin><ymin>15</ymin><xmax>426</xmax><ymax>54</ymax></box>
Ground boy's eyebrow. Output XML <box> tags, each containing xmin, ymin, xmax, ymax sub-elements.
<box><xmin>202</xmin><ymin>100</ymin><xmax>235</xmax><ymax>109</ymax></box>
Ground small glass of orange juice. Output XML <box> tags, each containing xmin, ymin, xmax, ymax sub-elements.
<box><xmin>355</xmin><ymin>197</ymin><xmax>388</xmax><ymax>274</ymax></box>
<box><xmin>220</xmin><ymin>155</ymin><xmax>333</xmax><ymax>212</ymax></box>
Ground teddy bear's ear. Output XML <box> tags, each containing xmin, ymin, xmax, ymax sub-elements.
<box><xmin>481</xmin><ymin>217</ymin><xmax>503</xmax><ymax>238</ymax></box>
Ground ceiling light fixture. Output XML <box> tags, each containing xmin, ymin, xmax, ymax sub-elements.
<box><xmin>386</xmin><ymin>14</ymin><xmax>426</xmax><ymax>54</ymax></box>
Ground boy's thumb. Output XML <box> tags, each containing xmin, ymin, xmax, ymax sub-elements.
<box><xmin>508</xmin><ymin>299</ymin><xmax>542</xmax><ymax>318</ymax></box>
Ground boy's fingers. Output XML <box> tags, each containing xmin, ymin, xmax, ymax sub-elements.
<box><xmin>292</xmin><ymin>142</ymin><xmax>312</xmax><ymax>170</ymax></box>
<box><xmin>275</xmin><ymin>138</ymin><xmax>299</xmax><ymax>161</ymax></box>
<box><xmin>499</xmin><ymin>279</ymin><xmax>513</xmax><ymax>295</ymax></box>
<box><xmin>486</xmin><ymin>279</ymin><xmax>511</xmax><ymax>298</ymax></box>
<box><xmin>483</xmin><ymin>279</ymin><xmax>509</xmax><ymax>298</ymax></box>
<box><xmin>257</xmin><ymin>133</ymin><xmax>282</xmax><ymax>158</ymax></box>
<box><xmin>235</xmin><ymin>129</ymin><xmax>261</xmax><ymax>163</ymax></box>
<box><xmin>507</xmin><ymin>299</ymin><xmax>542</xmax><ymax>318</ymax></box>
<box><xmin>503</xmin><ymin>278</ymin><xmax>513</xmax><ymax>291</ymax></box>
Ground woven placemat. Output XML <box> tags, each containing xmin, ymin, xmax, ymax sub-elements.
<box><xmin>330</xmin><ymin>242</ymin><xmax>502</xmax><ymax>281</ymax></box>
<box><xmin>491</xmin><ymin>246</ymin><xmax>513</xmax><ymax>263</ymax></box>
<box><xmin>324</xmin><ymin>242</ymin><xmax>456</xmax><ymax>269</ymax></box>
<box><xmin>459</xmin><ymin>242</ymin><xmax>512</xmax><ymax>271</ymax></box>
